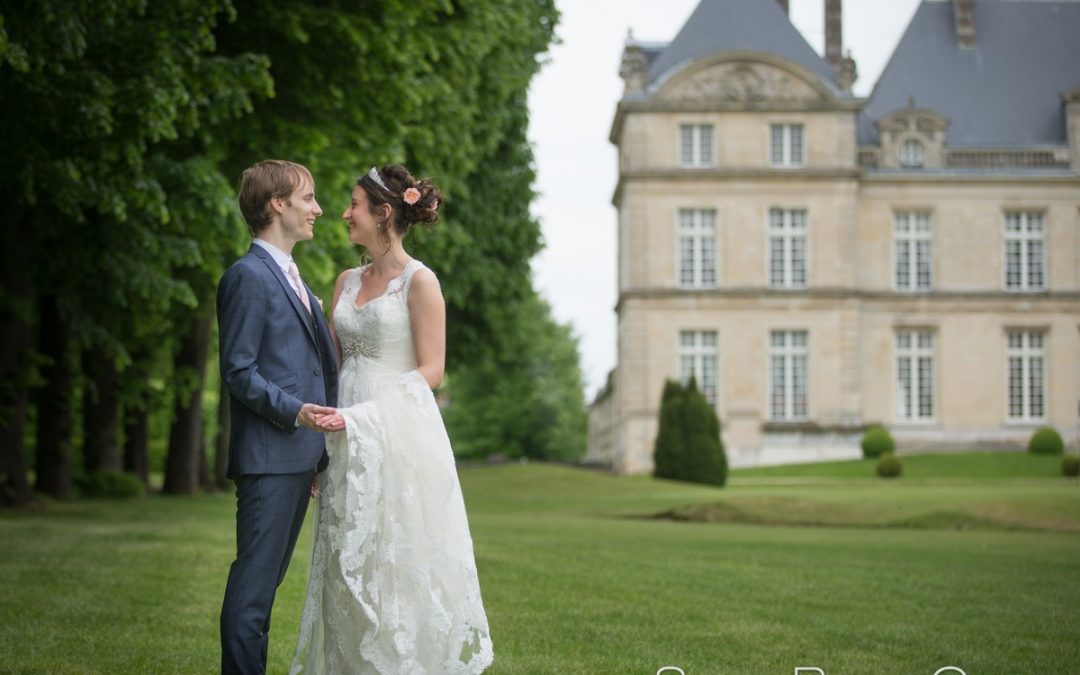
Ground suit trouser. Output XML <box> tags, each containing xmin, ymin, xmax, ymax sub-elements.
<box><xmin>220</xmin><ymin>470</ymin><xmax>314</xmax><ymax>675</ymax></box>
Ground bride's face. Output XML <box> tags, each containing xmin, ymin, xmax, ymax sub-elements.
<box><xmin>343</xmin><ymin>185</ymin><xmax>381</xmax><ymax>246</ymax></box>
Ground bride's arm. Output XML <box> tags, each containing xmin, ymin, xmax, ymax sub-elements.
<box><xmin>311</xmin><ymin>269</ymin><xmax>352</xmax><ymax>433</ymax></box>
<box><xmin>407</xmin><ymin>268</ymin><xmax>446</xmax><ymax>389</ymax></box>
<box><xmin>328</xmin><ymin>268</ymin><xmax>351</xmax><ymax>368</ymax></box>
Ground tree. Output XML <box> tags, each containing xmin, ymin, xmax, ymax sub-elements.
<box><xmin>1</xmin><ymin>1</ymin><xmax>272</xmax><ymax>498</ymax></box>
<box><xmin>652</xmin><ymin>379</ymin><xmax>727</xmax><ymax>487</ymax></box>
<box><xmin>0</xmin><ymin>0</ymin><xmax>566</xmax><ymax>498</ymax></box>
<box><xmin>442</xmin><ymin>293</ymin><xmax>586</xmax><ymax>462</ymax></box>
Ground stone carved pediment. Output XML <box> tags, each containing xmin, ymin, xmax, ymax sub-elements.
<box><xmin>659</xmin><ymin>62</ymin><xmax>823</xmax><ymax>103</ymax></box>
<box><xmin>877</xmin><ymin>108</ymin><xmax>948</xmax><ymax>134</ymax></box>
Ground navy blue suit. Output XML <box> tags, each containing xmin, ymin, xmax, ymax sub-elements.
<box><xmin>217</xmin><ymin>243</ymin><xmax>338</xmax><ymax>674</ymax></box>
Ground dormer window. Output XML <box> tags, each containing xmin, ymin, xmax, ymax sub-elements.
<box><xmin>875</xmin><ymin>108</ymin><xmax>948</xmax><ymax>170</ymax></box>
<box><xmin>899</xmin><ymin>139</ymin><xmax>925</xmax><ymax>168</ymax></box>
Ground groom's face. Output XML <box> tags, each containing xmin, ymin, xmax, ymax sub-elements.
<box><xmin>279</xmin><ymin>176</ymin><xmax>322</xmax><ymax>243</ymax></box>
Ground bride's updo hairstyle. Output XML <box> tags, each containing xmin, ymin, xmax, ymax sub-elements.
<box><xmin>358</xmin><ymin>165</ymin><xmax>442</xmax><ymax>246</ymax></box>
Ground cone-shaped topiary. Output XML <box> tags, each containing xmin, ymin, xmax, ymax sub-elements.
<box><xmin>1028</xmin><ymin>426</ymin><xmax>1064</xmax><ymax>455</ymax></box>
<box><xmin>652</xmin><ymin>380</ymin><xmax>685</xmax><ymax>481</ymax></box>
<box><xmin>861</xmin><ymin>425</ymin><xmax>895</xmax><ymax>458</ymax></box>
<box><xmin>652</xmin><ymin>377</ymin><xmax>727</xmax><ymax>487</ymax></box>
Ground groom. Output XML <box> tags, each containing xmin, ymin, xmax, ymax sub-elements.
<box><xmin>217</xmin><ymin>159</ymin><xmax>340</xmax><ymax>674</ymax></box>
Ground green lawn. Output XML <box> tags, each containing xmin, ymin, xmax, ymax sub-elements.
<box><xmin>2</xmin><ymin>455</ymin><xmax>1079</xmax><ymax>674</ymax></box>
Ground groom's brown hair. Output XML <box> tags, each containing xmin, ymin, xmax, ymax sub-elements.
<box><xmin>238</xmin><ymin>160</ymin><xmax>313</xmax><ymax>236</ymax></box>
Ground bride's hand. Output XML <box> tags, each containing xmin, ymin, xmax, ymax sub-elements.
<box><xmin>314</xmin><ymin>411</ymin><xmax>346</xmax><ymax>432</ymax></box>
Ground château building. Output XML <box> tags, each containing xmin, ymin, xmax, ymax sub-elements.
<box><xmin>588</xmin><ymin>0</ymin><xmax>1080</xmax><ymax>472</ymax></box>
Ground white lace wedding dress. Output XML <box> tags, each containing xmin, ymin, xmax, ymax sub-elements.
<box><xmin>291</xmin><ymin>260</ymin><xmax>492</xmax><ymax>674</ymax></box>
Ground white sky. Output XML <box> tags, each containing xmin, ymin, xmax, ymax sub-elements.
<box><xmin>528</xmin><ymin>0</ymin><xmax>924</xmax><ymax>399</ymax></box>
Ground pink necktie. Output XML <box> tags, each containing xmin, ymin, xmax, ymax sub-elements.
<box><xmin>286</xmin><ymin>261</ymin><xmax>312</xmax><ymax>315</ymax></box>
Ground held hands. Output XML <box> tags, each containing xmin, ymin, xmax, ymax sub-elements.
<box><xmin>297</xmin><ymin>403</ymin><xmax>347</xmax><ymax>433</ymax></box>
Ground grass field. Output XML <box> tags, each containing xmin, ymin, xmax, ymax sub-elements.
<box><xmin>1</xmin><ymin>453</ymin><xmax>1079</xmax><ymax>674</ymax></box>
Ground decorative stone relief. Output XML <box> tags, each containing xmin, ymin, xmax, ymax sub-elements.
<box><xmin>660</xmin><ymin>62</ymin><xmax>821</xmax><ymax>103</ymax></box>
<box><xmin>875</xmin><ymin>106</ymin><xmax>949</xmax><ymax>169</ymax></box>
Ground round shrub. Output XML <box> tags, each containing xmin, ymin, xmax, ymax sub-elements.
<box><xmin>76</xmin><ymin>471</ymin><xmax>145</xmax><ymax>499</ymax></box>
<box><xmin>1063</xmin><ymin>455</ymin><xmax>1080</xmax><ymax>478</ymax></box>
<box><xmin>861</xmin><ymin>425</ymin><xmax>895</xmax><ymax>459</ymax></box>
<box><xmin>1028</xmin><ymin>426</ymin><xmax>1064</xmax><ymax>455</ymax></box>
<box><xmin>876</xmin><ymin>453</ymin><xmax>902</xmax><ymax>478</ymax></box>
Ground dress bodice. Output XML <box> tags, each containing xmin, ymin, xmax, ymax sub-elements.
<box><xmin>333</xmin><ymin>260</ymin><xmax>425</xmax><ymax>403</ymax></box>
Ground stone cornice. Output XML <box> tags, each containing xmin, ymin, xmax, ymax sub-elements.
<box><xmin>612</xmin><ymin>167</ymin><xmax>1079</xmax><ymax>203</ymax></box>
<box><xmin>615</xmin><ymin>287</ymin><xmax>1080</xmax><ymax>313</ymax></box>
<box><xmin>612</xmin><ymin>168</ymin><xmax>861</xmax><ymax>206</ymax></box>
<box><xmin>610</xmin><ymin>97</ymin><xmax>863</xmax><ymax>145</ymax></box>
<box><xmin>860</xmin><ymin>171</ymin><xmax>1079</xmax><ymax>184</ymax></box>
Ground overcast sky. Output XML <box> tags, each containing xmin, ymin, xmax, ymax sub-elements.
<box><xmin>527</xmin><ymin>0</ymin><xmax>924</xmax><ymax>399</ymax></box>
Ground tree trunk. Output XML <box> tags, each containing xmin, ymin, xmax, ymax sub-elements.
<box><xmin>123</xmin><ymin>404</ymin><xmax>150</xmax><ymax>488</ymax></box>
<box><xmin>82</xmin><ymin>351</ymin><xmax>121</xmax><ymax>473</ymax></box>
<box><xmin>214</xmin><ymin>377</ymin><xmax>231</xmax><ymax>490</ymax></box>
<box><xmin>0</xmin><ymin>267</ymin><xmax>34</xmax><ymax>507</ymax></box>
<box><xmin>162</xmin><ymin>306</ymin><xmax>213</xmax><ymax>495</ymax></box>
<box><xmin>198</xmin><ymin>434</ymin><xmax>212</xmax><ymax>490</ymax></box>
<box><xmin>35</xmin><ymin>296</ymin><xmax>74</xmax><ymax>499</ymax></box>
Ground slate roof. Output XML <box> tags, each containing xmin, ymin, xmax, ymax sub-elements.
<box><xmin>645</xmin><ymin>0</ymin><xmax>839</xmax><ymax>92</ymax></box>
<box><xmin>859</xmin><ymin>0</ymin><xmax>1080</xmax><ymax>147</ymax></box>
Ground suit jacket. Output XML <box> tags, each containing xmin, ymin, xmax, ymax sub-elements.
<box><xmin>217</xmin><ymin>243</ymin><xmax>339</xmax><ymax>479</ymax></box>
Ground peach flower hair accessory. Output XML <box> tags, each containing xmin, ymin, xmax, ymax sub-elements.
<box><xmin>403</xmin><ymin>187</ymin><xmax>421</xmax><ymax>205</ymax></box>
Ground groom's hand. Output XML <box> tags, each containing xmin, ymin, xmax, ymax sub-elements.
<box><xmin>297</xmin><ymin>403</ymin><xmax>337</xmax><ymax>431</ymax></box>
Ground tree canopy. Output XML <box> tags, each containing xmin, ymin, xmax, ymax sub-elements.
<box><xmin>0</xmin><ymin>0</ymin><xmax>580</xmax><ymax>504</ymax></box>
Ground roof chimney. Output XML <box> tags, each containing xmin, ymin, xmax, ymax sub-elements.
<box><xmin>953</xmin><ymin>0</ymin><xmax>976</xmax><ymax>49</ymax></box>
<box><xmin>776</xmin><ymin>0</ymin><xmax>789</xmax><ymax>16</ymax></box>
<box><xmin>825</xmin><ymin>0</ymin><xmax>842</xmax><ymax>68</ymax></box>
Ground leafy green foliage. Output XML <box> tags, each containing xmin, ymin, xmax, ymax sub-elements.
<box><xmin>876</xmin><ymin>453</ymin><xmax>902</xmax><ymax>478</ymax></box>
<box><xmin>75</xmin><ymin>470</ymin><xmax>145</xmax><ymax>499</ymax></box>
<box><xmin>1028</xmin><ymin>426</ymin><xmax>1064</xmax><ymax>455</ymax></box>
<box><xmin>653</xmin><ymin>379</ymin><xmax>727</xmax><ymax>487</ymax></box>
<box><xmin>442</xmin><ymin>293</ymin><xmax>585</xmax><ymax>461</ymax></box>
<box><xmin>1062</xmin><ymin>455</ymin><xmax>1079</xmax><ymax>478</ymax></box>
<box><xmin>860</xmin><ymin>425</ymin><xmax>895</xmax><ymax>458</ymax></box>
<box><xmin>1</xmin><ymin>0</ymin><xmax>570</xmax><ymax>492</ymax></box>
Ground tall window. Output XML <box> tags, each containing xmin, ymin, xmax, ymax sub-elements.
<box><xmin>768</xmin><ymin>208</ymin><xmax>808</xmax><ymax>288</ymax></box>
<box><xmin>1007</xmin><ymin>330</ymin><xmax>1045</xmax><ymax>422</ymax></box>
<box><xmin>770</xmin><ymin>330</ymin><xmax>808</xmax><ymax>420</ymax></box>
<box><xmin>678</xmin><ymin>209</ymin><xmax>717</xmax><ymax>288</ymax></box>
<box><xmin>1004</xmin><ymin>212</ymin><xmax>1045</xmax><ymax>291</ymax></box>
<box><xmin>769</xmin><ymin>123</ymin><xmax>804</xmax><ymax>167</ymax></box>
<box><xmin>895</xmin><ymin>212</ymin><xmax>932</xmax><ymax>291</ymax></box>
<box><xmin>896</xmin><ymin>330</ymin><xmax>934</xmax><ymax>421</ymax></box>
<box><xmin>680</xmin><ymin>124</ymin><xmax>714</xmax><ymax>167</ymax></box>
<box><xmin>679</xmin><ymin>330</ymin><xmax>718</xmax><ymax>405</ymax></box>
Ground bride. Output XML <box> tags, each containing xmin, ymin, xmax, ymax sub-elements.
<box><xmin>291</xmin><ymin>165</ymin><xmax>492</xmax><ymax>674</ymax></box>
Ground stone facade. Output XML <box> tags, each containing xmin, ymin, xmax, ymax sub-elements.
<box><xmin>591</xmin><ymin>32</ymin><xmax>1080</xmax><ymax>473</ymax></box>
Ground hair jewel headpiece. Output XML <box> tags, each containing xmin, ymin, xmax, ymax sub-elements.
<box><xmin>366</xmin><ymin>166</ymin><xmax>389</xmax><ymax>192</ymax></box>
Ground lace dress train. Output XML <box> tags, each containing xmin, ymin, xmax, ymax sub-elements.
<box><xmin>291</xmin><ymin>261</ymin><xmax>492</xmax><ymax>674</ymax></box>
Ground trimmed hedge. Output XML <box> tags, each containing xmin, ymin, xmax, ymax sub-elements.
<box><xmin>1028</xmin><ymin>426</ymin><xmax>1064</xmax><ymax>455</ymax></box>
<box><xmin>1063</xmin><ymin>455</ymin><xmax>1079</xmax><ymax>478</ymax></box>
<box><xmin>876</xmin><ymin>453</ymin><xmax>902</xmax><ymax>478</ymax></box>
<box><xmin>861</xmin><ymin>425</ymin><xmax>895</xmax><ymax>459</ymax></box>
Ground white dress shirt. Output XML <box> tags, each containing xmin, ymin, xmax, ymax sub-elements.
<box><xmin>252</xmin><ymin>238</ymin><xmax>306</xmax><ymax>300</ymax></box>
